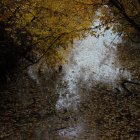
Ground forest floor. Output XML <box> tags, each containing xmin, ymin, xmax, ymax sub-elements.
<box><xmin>0</xmin><ymin>37</ymin><xmax>140</xmax><ymax>140</ymax></box>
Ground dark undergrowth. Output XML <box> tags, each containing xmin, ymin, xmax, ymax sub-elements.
<box><xmin>0</xmin><ymin>22</ymin><xmax>34</xmax><ymax>84</ymax></box>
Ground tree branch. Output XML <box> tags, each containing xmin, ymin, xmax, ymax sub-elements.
<box><xmin>110</xmin><ymin>0</ymin><xmax>140</xmax><ymax>32</ymax></box>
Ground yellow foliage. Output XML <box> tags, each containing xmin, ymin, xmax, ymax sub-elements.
<box><xmin>1</xmin><ymin>0</ymin><xmax>139</xmax><ymax>66</ymax></box>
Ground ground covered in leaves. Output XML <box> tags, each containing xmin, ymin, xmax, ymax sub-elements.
<box><xmin>0</xmin><ymin>39</ymin><xmax>140</xmax><ymax>140</ymax></box>
<box><xmin>0</xmin><ymin>69</ymin><xmax>139</xmax><ymax>140</ymax></box>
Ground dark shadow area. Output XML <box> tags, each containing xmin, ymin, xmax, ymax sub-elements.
<box><xmin>0</xmin><ymin>71</ymin><xmax>59</xmax><ymax>139</ymax></box>
<box><xmin>0</xmin><ymin>21</ymin><xmax>34</xmax><ymax>84</ymax></box>
<box><xmin>0</xmin><ymin>22</ymin><xmax>19</xmax><ymax>83</ymax></box>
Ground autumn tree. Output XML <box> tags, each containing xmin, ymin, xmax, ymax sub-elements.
<box><xmin>0</xmin><ymin>0</ymin><xmax>139</xmax><ymax>82</ymax></box>
<box><xmin>96</xmin><ymin>0</ymin><xmax>140</xmax><ymax>41</ymax></box>
<box><xmin>75</xmin><ymin>0</ymin><xmax>140</xmax><ymax>39</ymax></box>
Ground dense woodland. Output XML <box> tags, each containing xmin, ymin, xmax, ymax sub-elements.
<box><xmin>0</xmin><ymin>1</ymin><xmax>140</xmax><ymax>139</ymax></box>
<box><xmin>0</xmin><ymin>0</ymin><xmax>140</xmax><ymax>82</ymax></box>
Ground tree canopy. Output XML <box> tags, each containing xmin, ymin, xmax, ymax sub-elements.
<box><xmin>0</xmin><ymin>0</ymin><xmax>140</xmax><ymax>80</ymax></box>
